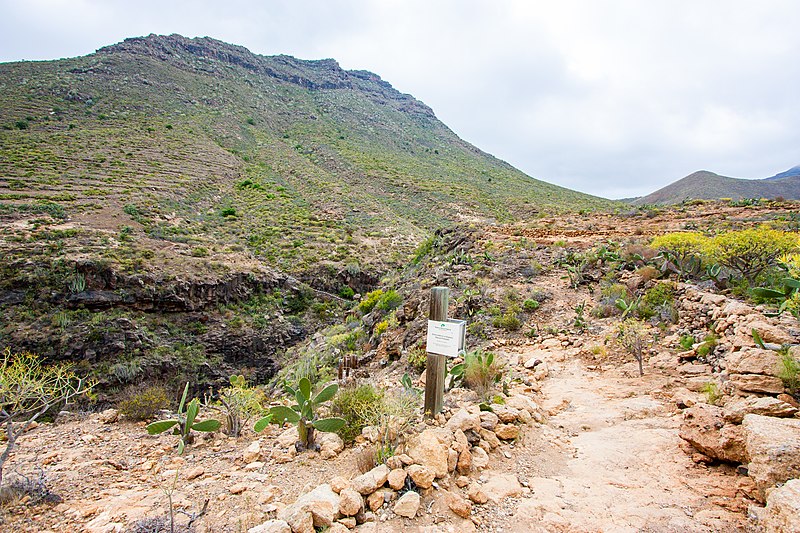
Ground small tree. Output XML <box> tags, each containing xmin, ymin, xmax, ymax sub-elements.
<box><xmin>617</xmin><ymin>319</ymin><xmax>650</xmax><ymax>377</ymax></box>
<box><xmin>707</xmin><ymin>227</ymin><xmax>798</xmax><ymax>285</ymax></box>
<box><xmin>206</xmin><ymin>375</ymin><xmax>266</xmax><ymax>437</ymax></box>
<box><xmin>0</xmin><ymin>348</ymin><xmax>93</xmax><ymax>485</ymax></box>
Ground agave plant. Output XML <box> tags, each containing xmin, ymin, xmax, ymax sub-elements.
<box><xmin>146</xmin><ymin>383</ymin><xmax>221</xmax><ymax>455</ymax></box>
<box><xmin>254</xmin><ymin>377</ymin><xmax>345</xmax><ymax>452</ymax></box>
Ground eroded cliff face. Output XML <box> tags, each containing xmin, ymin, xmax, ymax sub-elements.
<box><xmin>0</xmin><ymin>259</ymin><xmax>322</xmax><ymax>394</ymax></box>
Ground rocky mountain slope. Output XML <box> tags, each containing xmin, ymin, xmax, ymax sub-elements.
<box><xmin>2</xmin><ymin>203</ymin><xmax>799</xmax><ymax>532</ymax></box>
<box><xmin>0</xmin><ymin>33</ymin><xmax>614</xmax><ymax>277</ymax></box>
<box><xmin>0</xmin><ymin>34</ymin><xmax>618</xmax><ymax>396</ymax></box>
<box><xmin>634</xmin><ymin>168</ymin><xmax>800</xmax><ymax>205</ymax></box>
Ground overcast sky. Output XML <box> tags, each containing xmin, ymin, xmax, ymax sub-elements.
<box><xmin>1</xmin><ymin>1</ymin><xmax>798</xmax><ymax>199</ymax></box>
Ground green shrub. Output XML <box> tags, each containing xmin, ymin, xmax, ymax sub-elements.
<box><xmin>701</xmin><ymin>381</ymin><xmax>721</xmax><ymax>405</ymax></box>
<box><xmin>448</xmin><ymin>349</ymin><xmax>504</xmax><ymax>399</ymax></box>
<box><xmin>339</xmin><ymin>286</ymin><xmax>355</xmax><ymax>299</ymax></box>
<box><xmin>220</xmin><ymin>207</ymin><xmax>237</xmax><ymax>218</ymax></box>
<box><xmin>492</xmin><ymin>311</ymin><xmax>521</xmax><ymax>331</ymax></box>
<box><xmin>358</xmin><ymin>290</ymin><xmax>384</xmax><ymax>314</ymax></box>
<box><xmin>778</xmin><ymin>351</ymin><xmax>800</xmax><ymax>392</ymax></box>
<box><xmin>679</xmin><ymin>335</ymin><xmax>695</xmax><ymax>351</ymax></box>
<box><xmin>358</xmin><ymin>289</ymin><xmax>402</xmax><ymax>314</ymax></box>
<box><xmin>522</xmin><ymin>299</ymin><xmax>540</xmax><ymax>311</ymax></box>
<box><xmin>376</xmin><ymin>290</ymin><xmax>402</xmax><ymax>312</ymax></box>
<box><xmin>707</xmin><ymin>227</ymin><xmax>798</xmax><ymax>284</ymax></box>
<box><xmin>118</xmin><ymin>384</ymin><xmax>170</xmax><ymax>421</ymax></box>
<box><xmin>331</xmin><ymin>384</ymin><xmax>385</xmax><ymax>443</ymax></box>
<box><xmin>407</xmin><ymin>346</ymin><xmax>427</xmax><ymax>371</ymax></box>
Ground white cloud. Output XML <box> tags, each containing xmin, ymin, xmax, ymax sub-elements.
<box><xmin>1</xmin><ymin>0</ymin><xmax>798</xmax><ymax>198</ymax></box>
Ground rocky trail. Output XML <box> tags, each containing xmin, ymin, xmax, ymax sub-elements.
<box><xmin>3</xmin><ymin>208</ymin><xmax>800</xmax><ymax>532</ymax></box>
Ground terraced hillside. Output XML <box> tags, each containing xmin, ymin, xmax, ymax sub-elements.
<box><xmin>0</xmin><ymin>34</ymin><xmax>615</xmax><ymax>279</ymax></box>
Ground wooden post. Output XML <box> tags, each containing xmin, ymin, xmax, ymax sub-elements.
<box><xmin>424</xmin><ymin>286</ymin><xmax>449</xmax><ymax>417</ymax></box>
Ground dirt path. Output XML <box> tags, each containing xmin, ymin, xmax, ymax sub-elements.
<box><xmin>477</xmin><ymin>347</ymin><xmax>749</xmax><ymax>533</ymax></box>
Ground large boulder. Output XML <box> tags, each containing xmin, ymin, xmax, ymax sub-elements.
<box><xmin>481</xmin><ymin>472</ymin><xmax>523</xmax><ymax>504</ymax></box>
<box><xmin>279</xmin><ymin>484</ymin><xmax>340</xmax><ymax>528</ymax></box>
<box><xmin>723</xmin><ymin>396</ymin><xmax>798</xmax><ymax>423</ymax></box>
<box><xmin>393</xmin><ymin>491</ymin><xmax>420</xmax><ymax>518</ymax></box>
<box><xmin>742</xmin><ymin>414</ymin><xmax>800</xmax><ymax>502</ymax></box>
<box><xmin>728</xmin><ymin>374</ymin><xmax>785</xmax><ymax>395</ymax></box>
<box><xmin>726</xmin><ymin>347</ymin><xmax>781</xmax><ymax>376</ymax></box>
<box><xmin>679</xmin><ymin>404</ymin><xmax>746</xmax><ymax>463</ymax></box>
<box><xmin>350</xmin><ymin>464</ymin><xmax>390</xmax><ymax>495</ymax></box>
<box><xmin>405</xmin><ymin>428</ymin><xmax>452</xmax><ymax>478</ymax></box>
<box><xmin>761</xmin><ymin>479</ymin><xmax>800</xmax><ymax>533</ymax></box>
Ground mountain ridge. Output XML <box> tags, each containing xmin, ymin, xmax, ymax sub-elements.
<box><xmin>633</xmin><ymin>166</ymin><xmax>800</xmax><ymax>205</ymax></box>
<box><xmin>0</xmin><ymin>33</ymin><xmax>615</xmax><ymax>282</ymax></box>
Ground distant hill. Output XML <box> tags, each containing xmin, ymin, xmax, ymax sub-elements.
<box><xmin>764</xmin><ymin>165</ymin><xmax>800</xmax><ymax>181</ymax></box>
<box><xmin>0</xmin><ymin>34</ymin><xmax>615</xmax><ymax>280</ymax></box>
<box><xmin>633</xmin><ymin>167</ymin><xmax>800</xmax><ymax>205</ymax></box>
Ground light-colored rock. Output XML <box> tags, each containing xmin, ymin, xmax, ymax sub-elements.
<box><xmin>481</xmin><ymin>473</ymin><xmax>523</xmax><ymax>503</ymax></box>
<box><xmin>337</xmin><ymin>517</ymin><xmax>357</xmax><ymax>529</ymax></box>
<box><xmin>451</xmin><ymin>428</ymin><xmax>469</xmax><ymax>453</ymax></box>
<box><xmin>243</xmin><ymin>440</ymin><xmax>262</xmax><ymax>463</ymax></box>
<box><xmin>338</xmin><ymin>488</ymin><xmax>364</xmax><ymax>517</ymax></box>
<box><xmin>385</xmin><ymin>456</ymin><xmax>403</xmax><ymax>470</ymax></box>
<box><xmin>468</xmin><ymin>483</ymin><xmax>488</xmax><ymax>504</ymax></box>
<box><xmin>455</xmin><ymin>475</ymin><xmax>470</xmax><ymax>488</ymax></box>
<box><xmin>445</xmin><ymin>491</ymin><xmax>472</xmax><ymax>518</ymax></box>
<box><xmin>743</xmin><ymin>414</ymin><xmax>800</xmax><ymax>502</ymax></box>
<box><xmin>319</xmin><ymin>432</ymin><xmax>345</xmax><ymax>459</ymax></box>
<box><xmin>747</xmin><ymin>320</ymin><xmax>795</xmax><ymax>345</ymax></box>
<box><xmin>717</xmin><ymin>300</ymin><xmax>753</xmax><ymax>319</ymax></box>
<box><xmin>361</xmin><ymin>425</ymin><xmax>380</xmax><ymax>443</ymax></box>
<box><xmin>679</xmin><ymin>404</ymin><xmax>747</xmax><ymax>463</ymax></box>
<box><xmin>276</xmin><ymin>426</ymin><xmax>299</xmax><ymax>448</ymax></box>
<box><xmin>393</xmin><ymin>491</ymin><xmax>420</xmax><ymax>518</ymax></box>
<box><xmin>479</xmin><ymin>428</ymin><xmax>500</xmax><ymax>449</ymax></box>
<box><xmin>761</xmin><ymin>479</ymin><xmax>800</xmax><ymax>533</ymax></box>
<box><xmin>351</xmin><ymin>464</ymin><xmax>390</xmax><ymax>495</ymax></box>
<box><xmin>446</xmin><ymin>408</ymin><xmax>481</xmax><ymax>432</ymax></box>
<box><xmin>494</xmin><ymin>423</ymin><xmax>520</xmax><ymax>440</ymax></box>
<box><xmin>98</xmin><ymin>408</ymin><xmax>119</xmax><ymax>424</ymax></box>
<box><xmin>248</xmin><ymin>519</ymin><xmax>292</xmax><ymax>533</ymax></box>
<box><xmin>406</xmin><ymin>464</ymin><xmax>435</xmax><ymax>489</ymax></box>
<box><xmin>456</xmin><ymin>448</ymin><xmax>472</xmax><ymax>474</ymax></box>
<box><xmin>523</xmin><ymin>350</ymin><xmax>548</xmax><ymax>368</ymax></box>
<box><xmin>282</xmin><ymin>508</ymin><xmax>314</xmax><ymax>533</ymax></box>
<box><xmin>281</xmin><ymin>484</ymin><xmax>340</xmax><ymax>528</ymax></box>
<box><xmin>325</xmin><ymin>523</ymin><xmax>350</xmax><ymax>533</ymax></box>
<box><xmin>729</xmin><ymin>374</ymin><xmax>785</xmax><ymax>395</ymax></box>
<box><xmin>492</xmin><ymin>405</ymin><xmax>520</xmax><ymax>423</ymax></box>
<box><xmin>471</xmin><ymin>446</ymin><xmax>489</xmax><ymax>470</ymax></box>
<box><xmin>387</xmin><ymin>468</ymin><xmax>406</xmax><ymax>490</ymax></box>
<box><xmin>724</xmin><ymin>396</ymin><xmax>798</xmax><ymax>423</ymax></box>
<box><xmin>406</xmin><ymin>428</ymin><xmax>452</xmax><ymax>478</ymax></box>
<box><xmin>727</xmin><ymin>347</ymin><xmax>781</xmax><ymax>376</ymax></box>
<box><xmin>447</xmin><ymin>448</ymin><xmax>458</xmax><ymax>473</ymax></box>
<box><xmin>185</xmin><ymin>466</ymin><xmax>204</xmax><ymax>481</ymax></box>
<box><xmin>230</xmin><ymin>483</ymin><xmax>249</xmax><ymax>495</ymax></box>
<box><xmin>479</xmin><ymin>411</ymin><xmax>499</xmax><ymax>430</ymax></box>
<box><xmin>329</xmin><ymin>476</ymin><xmax>350</xmax><ymax>493</ymax></box>
<box><xmin>366</xmin><ymin>490</ymin><xmax>384</xmax><ymax>512</ymax></box>
<box><xmin>505</xmin><ymin>394</ymin><xmax>541</xmax><ymax>416</ymax></box>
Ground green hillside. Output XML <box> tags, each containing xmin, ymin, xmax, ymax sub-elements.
<box><xmin>0</xmin><ymin>34</ymin><xmax>616</xmax><ymax>392</ymax></box>
<box><xmin>0</xmin><ymin>34</ymin><xmax>614</xmax><ymax>279</ymax></box>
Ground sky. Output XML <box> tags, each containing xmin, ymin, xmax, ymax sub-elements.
<box><xmin>1</xmin><ymin>0</ymin><xmax>799</xmax><ymax>199</ymax></box>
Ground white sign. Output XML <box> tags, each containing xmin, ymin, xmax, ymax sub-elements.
<box><xmin>426</xmin><ymin>319</ymin><xmax>466</xmax><ymax>357</ymax></box>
